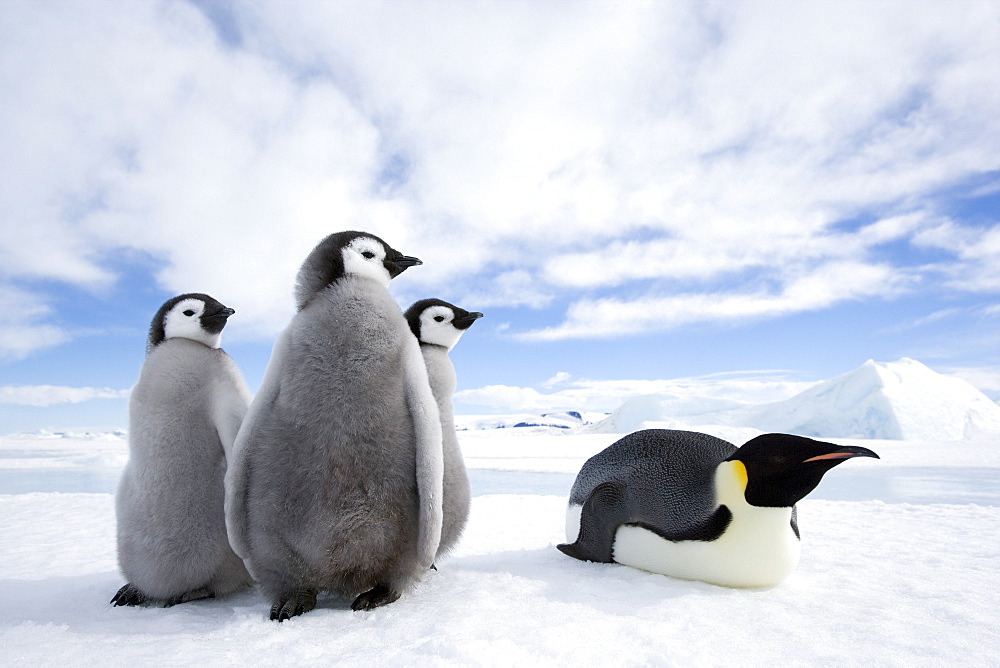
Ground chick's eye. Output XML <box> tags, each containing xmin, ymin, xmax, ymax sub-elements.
<box><xmin>362</xmin><ymin>251</ymin><xmax>376</xmax><ymax>260</ymax></box>
<box><xmin>183</xmin><ymin>310</ymin><xmax>196</xmax><ymax>317</ymax></box>
<box><xmin>433</xmin><ymin>315</ymin><xmax>445</xmax><ymax>322</ymax></box>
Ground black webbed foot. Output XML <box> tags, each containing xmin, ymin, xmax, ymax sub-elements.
<box><xmin>269</xmin><ymin>588</ymin><xmax>318</xmax><ymax>622</ymax></box>
<box><xmin>351</xmin><ymin>583</ymin><xmax>400</xmax><ymax>611</ymax></box>
<box><xmin>111</xmin><ymin>583</ymin><xmax>147</xmax><ymax>607</ymax></box>
<box><xmin>163</xmin><ymin>587</ymin><xmax>215</xmax><ymax>608</ymax></box>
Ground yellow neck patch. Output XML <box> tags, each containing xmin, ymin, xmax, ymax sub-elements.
<box><xmin>714</xmin><ymin>459</ymin><xmax>750</xmax><ymax>508</ymax></box>
<box><xmin>731</xmin><ymin>460</ymin><xmax>748</xmax><ymax>490</ymax></box>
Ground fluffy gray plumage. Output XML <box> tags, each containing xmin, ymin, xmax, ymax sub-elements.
<box><xmin>422</xmin><ymin>343</ymin><xmax>470</xmax><ymax>556</ymax></box>
<box><xmin>403</xmin><ymin>299</ymin><xmax>483</xmax><ymax>557</ymax></box>
<box><xmin>225</xmin><ymin>232</ymin><xmax>442</xmax><ymax>620</ymax></box>
<box><xmin>114</xmin><ymin>295</ymin><xmax>252</xmax><ymax>607</ymax></box>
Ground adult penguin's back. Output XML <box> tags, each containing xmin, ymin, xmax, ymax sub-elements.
<box><xmin>562</xmin><ymin>429</ymin><xmax>736</xmax><ymax>560</ymax></box>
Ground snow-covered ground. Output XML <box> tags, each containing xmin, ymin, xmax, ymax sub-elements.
<box><xmin>2</xmin><ymin>428</ymin><xmax>999</xmax><ymax>664</ymax></box>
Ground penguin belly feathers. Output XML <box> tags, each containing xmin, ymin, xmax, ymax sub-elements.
<box><xmin>558</xmin><ymin>429</ymin><xmax>878</xmax><ymax>588</ymax></box>
<box><xmin>226</xmin><ymin>231</ymin><xmax>443</xmax><ymax>620</ymax></box>
<box><xmin>113</xmin><ymin>294</ymin><xmax>252</xmax><ymax>607</ymax></box>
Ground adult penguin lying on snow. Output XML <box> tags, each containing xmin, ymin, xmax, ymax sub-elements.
<box><xmin>557</xmin><ymin>429</ymin><xmax>878</xmax><ymax>588</ymax></box>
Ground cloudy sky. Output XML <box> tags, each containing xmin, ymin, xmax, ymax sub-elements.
<box><xmin>2</xmin><ymin>0</ymin><xmax>998</xmax><ymax>432</ymax></box>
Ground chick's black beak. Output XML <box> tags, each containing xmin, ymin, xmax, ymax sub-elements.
<box><xmin>386</xmin><ymin>255</ymin><xmax>422</xmax><ymax>278</ymax></box>
<box><xmin>206</xmin><ymin>307</ymin><xmax>236</xmax><ymax>320</ymax></box>
<box><xmin>454</xmin><ymin>312</ymin><xmax>484</xmax><ymax>329</ymax></box>
<box><xmin>803</xmin><ymin>445</ymin><xmax>880</xmax><ymax>463</ymax></box>
<box><xmin>392</xmin><ymin>255</ymin><xmax>423</xmax><ymax>270</ymax></box>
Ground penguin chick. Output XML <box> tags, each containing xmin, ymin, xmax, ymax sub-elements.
<box><xmin>225</xmin><ymin>231</ymin><xmax>443</xmax><ymax>621</ymax></box>
<box><xmin>557</xmin><ymin>429</ymin><xmax>878</xmax><ymax>588</ymax></box>
<box><xmin>113</xmin><ymin>294</ymin><xmax>252</xmax><ymax>607</ymax></box>
<box><xmin>404</xmin><ymin>299</ymin><xmax>483</xmax><ymax>558</ymax></box>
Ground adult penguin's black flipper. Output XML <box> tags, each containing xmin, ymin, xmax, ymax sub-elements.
<box><xmin>557</xmin><ymin>481</ymin><xmax>630</xmax><ymax>563</ymax></box>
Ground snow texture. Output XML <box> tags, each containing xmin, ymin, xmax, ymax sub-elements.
<box><xmin>2</xmin><ymin>426</ymin><xmax>999</xmax><ymax>665</ymax></box>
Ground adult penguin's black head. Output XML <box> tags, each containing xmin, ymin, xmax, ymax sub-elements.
<box><xmin>294</xmin><ymin>231</ymin><xmax>422</xmax><ymax>310</ymax></box>
<box><xmin>727</xmin><ymin>433</ymin><xmax>879</xmax><ymax>508</ymax></box>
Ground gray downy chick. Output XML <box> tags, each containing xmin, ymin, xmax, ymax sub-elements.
<box><xmin>113</xmin><ymin>293</ymin><xmax>252</xmax><ymax>607</ymax></box>
<box><xmin>225</xmin><ymin>231</ymin><xmax>443</xmax><ymax>621</ymax></box>
<box><xmin>404</xmin><ymin>298</ymin><xmax>483</xmax><ymax>558</ymax></box>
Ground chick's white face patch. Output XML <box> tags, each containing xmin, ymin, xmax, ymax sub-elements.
<box><xmin>419</xmin><ymin>305</ymin><xmax>465</xmax><ymax>349</ymax></box>
<box><xmin>343</xmin><ymin>236</ymin><xmax>391</xmax><ymax>287</ymax></box>
<box><xmin>163</xmin><ymin>298</ymin><xmax>221</xmax><ymax>348</ymax></box>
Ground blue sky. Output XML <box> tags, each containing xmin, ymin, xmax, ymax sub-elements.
<box><xmin>1</xmin><ymin>0</ymin><xmax>999</xmax><ymax>433</ymax></box>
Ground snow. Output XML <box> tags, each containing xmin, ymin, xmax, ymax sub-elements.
<box><xmin>2</xmin><ymin>427</ymin><xmax>1000</xmax><ymax>664</ymax></box>
<box><xmin>599</xmin><ymin>358</ymin><xmax>1000</xmax><ymax>441</ymax></box>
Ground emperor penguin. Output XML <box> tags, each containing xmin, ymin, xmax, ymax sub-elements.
<box><xmin>403</xmin><ymin>298</ymin><xmax>483</xmax><ymax>558</ymax></box>
<box><xmin>225</xmin><ymin>231</ymin><xmax>444</xmax><ymax>621</ymax></box>
<box><xmin>112</xmin><ymin>294</ymin><xmax>252</xmax><ymax>607</ymax></box>
<box><xmin>557</xmin><ymin>429</ymin><xmax>878</xmax><ymax>588</ymax></box>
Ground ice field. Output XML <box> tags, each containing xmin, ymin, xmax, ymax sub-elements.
<box><xmin>2</xmin><ymin>427</ymin><xmax>998</xmax><ymax>665</ymax></box>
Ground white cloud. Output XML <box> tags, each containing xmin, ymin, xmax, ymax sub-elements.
<box><xmin>456</xmin><ymin>270</ymin><xmax>554</xmax><ymax>310</ymax></box>
<box><xmin>1</xmin><ymin>0</ymin><xmax>998</xmax><ymax>349</ymax></box>
<box><xmin>455</xmin><ymin>371</ymin><xmax>817</xmax><ymax>414</ymax></box>
<box><xmin>885</xmin><ymin>302</ymin><xmax>1000</xmax><ymax>334</ymax></box>
<box><xmin>518</xmin><ymin>261</ymin><xmax>914</xmax><ymax>341</ymax></box>
<box><xmin>0</xmin><ymin>285</ymin><xmax>71</xmax><ymax>360</ymax></box>
<box><xmin>0</xmin><ymin>385</ymin><xmax>130</xmax><ymax>407</ymax></box>
<box><xmin>913</xmin><ymin>221</ymin><xmax>1000</xmax><ymax>293</ymax></box>
<box><xmin>0</xmin><ymin>325</ymin><xmax>70</xmax><ymax>362</ymax></box>
<box><xmin>886</xmin><ymin>307</ymin><xmax>964</xmax><ymax>333</ymax></box>
<box><xmin>542</xmin><ymin>372</ymin><xmax>573</xmax><ymax>388</ymax></box>
<box><xmin>1</xmin><ymin>0</ymin><xmax>396</xmax><ymax>339</ymax></box>
<box><xmin>540</xmin><ymin>213</ymin><xmax>930</xmax><ymax>290</ymax></box>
